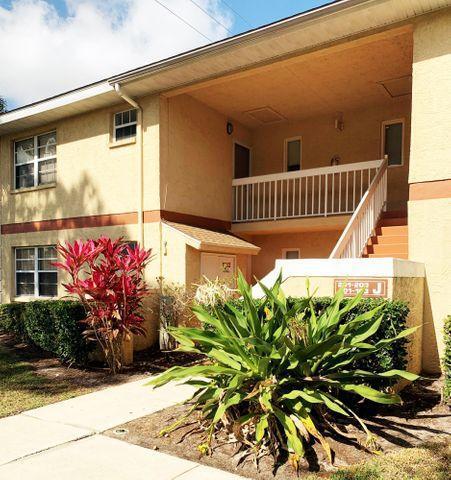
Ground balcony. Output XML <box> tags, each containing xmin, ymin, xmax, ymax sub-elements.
<box><xmin>232</xmin><ymin>160</ymin><xmax>384</xmax><ymax>224</ymax></box>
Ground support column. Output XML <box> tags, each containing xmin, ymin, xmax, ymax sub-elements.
<box><xmin>409</xmin><ymin>9</ymin><xmax>451</xmax><ymax>373</ymax></box>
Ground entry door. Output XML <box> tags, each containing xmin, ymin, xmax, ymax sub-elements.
<box><xmin>234</xmin><ymin>143</ymin><xmax>250</xmax><ymax>179</ymax></box>
<box><xmin>200</xmin><ymin>253</ymin><xmax>236</xmax><ymax>286</ymax></box>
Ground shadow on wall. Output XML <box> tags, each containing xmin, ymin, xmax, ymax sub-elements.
<box><xmin>422</xmin><ymin>278</ymin><xmax>440</xmax><ymax>374</ymax></box>
<box><xmin>3</xmin><ymin>170</ymin><xmax>105</xmax><ymax>226</ymax></box>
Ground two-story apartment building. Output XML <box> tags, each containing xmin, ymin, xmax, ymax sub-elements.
<box><xmin>0</xmin><ymin>0</ymin><xmax>450</xmax><ymax>370</ymax></box>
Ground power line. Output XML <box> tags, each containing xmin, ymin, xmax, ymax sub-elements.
<box><xmin>153</xmin><ymin>0</ymin><xmax>213</xmax><ymax>42</ymax></box>
<box><xmin>219</xmin><ymin>0</ymin><xmax>254</xmax><ymax>29</ymax></box>
<box><xmin>187</xmin><ymin>0</ymin><xmax>233</xmax><ymax>35</ymax></box>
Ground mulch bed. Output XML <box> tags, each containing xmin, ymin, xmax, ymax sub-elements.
<box><xmin>0</xmin><ymin>333</ymin><xmax>202</xmax><ymax>390</ymax></box>
<box><xmin>105</xmin><ymin>378</ymin><xmax>451</xmax><ymax>479</ymax></box>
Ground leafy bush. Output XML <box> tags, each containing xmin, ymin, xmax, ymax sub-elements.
<box><xmin>0</xmin><ymin>300</ymin><xmax>91</xmax><ymax>365</ymax></box>
<box><xmin>0</xmin><ymin>302</ymin><xmax>28</xmax><ymax>340</ymax></box>
<box><xmin>301</xmin><ymin>297</ymin><xmax>410</xmax><ymax>387</ymax></box>
<box><xmin>205</xmin><ymin>296</ymin><xmax>410</xmax><ymax>388</ymax></box>
<box><xmin>55</xmin><ymin>237</ymin><xmax>151</xmax><ymax>373</ymax></box>
<box><xmin>149</xmin><ymin>273</ymin><xmax>418</xmax><ymax>469</ymax></box>
<box><xmin>443</xmin><ymin>315</ymin><xmax>451</xmax><ymax>400</ymax></box>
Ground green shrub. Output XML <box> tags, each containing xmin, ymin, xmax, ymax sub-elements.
<box><xmin>0</xmin><ymin>300</ymin><xmax>91</xmax><ymax>365</ymax></box>
<box><xmin>0</xmin><ymin>302</ymin><xmax>28</xmax><ymax>340</ymax></box>
<box><xmin>443</xmin><ymin>315</ymin><xmax>451</xmax><ymax>400</ymax></box>
<box><xmin>149</xmin><ymin>273</ymin><xmax>418</xmax><ymax>469</ymax></box>
<box><xmin>206</xmin><ymin>296</ymin><xmax>410</xmax><ymax>388</ymax></box>
<box><xmin>301</xmin><ymin>297</ymin><xmax>409</xmax><ymax>387</ymax></box>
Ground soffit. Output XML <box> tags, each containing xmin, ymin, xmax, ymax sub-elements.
<box><xmin>186</xmin><ymin>30</ymin><xmax>413</xmax><ymax>126</ymax></box>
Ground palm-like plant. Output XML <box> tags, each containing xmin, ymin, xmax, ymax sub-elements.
<box><xmin>149</xmin><ymin>273</ymin><xmax>418</xmax><ymax>468</ymax></box>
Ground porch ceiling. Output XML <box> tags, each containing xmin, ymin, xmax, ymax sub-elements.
<box><xmin>185</xmin><ymin>29</ymin><xmax>413</xmax><ymax>127</ymax></box>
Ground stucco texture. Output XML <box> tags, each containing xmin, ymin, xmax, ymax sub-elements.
<box><xmin>409</xmin><ymin>9</ymin><xmax>451</xmax><ymax>184</ymax></box>
<box><xmin>409</xmin><ymin>198</ymin><xmax>451</xmax><ymax>372</ymax></box>
<box><xmin>159</xmin><ymin>94</ymin><xmax>251</xmax><ymax>222</ymax></box>
<box><xmin>0</xmin><ymin>95</ymin><xmax>161</xmax><ymax>226</ymax></box>
<box><xmin>408</xmin><ymin>9</ymin><xmax>451</xmax><ymax>373</ymax></box>
<box><xmin>250</xmin><ymin>230</ymin><xmax>342</xmax><ymax>280</ymax></box>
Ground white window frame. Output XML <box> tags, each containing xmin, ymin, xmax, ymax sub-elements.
<box><xmin>282</xmin><ymin>248</ymin><xmax>301</xmax><ymax>259</ymax></box>
<box><xmin>14</xmin><ymin>131</ymin><xmax>57</xmax><ymax>190</ymax></box>
<box><xmin>284</xmin><ymin>136</ymin><xmax>302</xmax><ymax>172</ymax></box>
<box><xmin>381</xmin><ymin>119</ymin><xmax>405</xmax><ymax>168</ymax></box>
<box><xmin>232</xmin><ymin>141</ymin><xmax>252</xmax><ymax>179</ymax></box>
<box><xmin>113</xmin><ymin>109</ymin><xmax>137</xmax><ymax>142</ymax></box>
<box><xmin>15</xmin><ymin>246</ymin><xmax>58</xmax><ymax>298</ymax></box>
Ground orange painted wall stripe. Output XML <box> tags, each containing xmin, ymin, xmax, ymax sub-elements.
<box><xmin>1</xmin><ymin>210</ymin><xmax>230</xmax><ymax>235</ymax></box>
<box><xmin>409</xmin><ymin>179</ymin><xmax>451</xmax><ymax>201</ymax></box>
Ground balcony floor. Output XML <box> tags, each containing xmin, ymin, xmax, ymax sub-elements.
<box><xmin>231</xmin><ymin>214</ymin><xmax>351</xmax><ymax>235</ymax></box>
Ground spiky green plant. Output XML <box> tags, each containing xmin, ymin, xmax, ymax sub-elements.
<box><xmin>149</xmin><ymin>273</ymin><xmax>419</xmax><ymax>468</ymax></box>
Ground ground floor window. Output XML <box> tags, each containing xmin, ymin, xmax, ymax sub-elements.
<box><xmin>282</xmin><ymin>248</ymin><xmax>300</xmax><ymax>259</ymax></box>
<box><xmin>15</xmin><ymin>246</ymin><xmax>58</xmax><ymax>297</ymax></box>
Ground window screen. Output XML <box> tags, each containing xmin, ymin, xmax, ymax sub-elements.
<box><xmin>15</xmin><ymin>246</ymin><xmax>57</xmax><ymax>297</ymax></box>
<box><xmin>114</xmin><ymin>109</ymin><xmax>137</xmax><ymax>141</ymax></box>
<box><xmin>14</xmin><ymin>131</ymin><xmax>56</xmax><ymax>189</ymax></box>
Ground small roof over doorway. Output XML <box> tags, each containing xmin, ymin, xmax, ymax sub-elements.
<box><xmin>163</xmin><ymin>221</ymin><xmax>260</xmax><ymax>255</ymax></box>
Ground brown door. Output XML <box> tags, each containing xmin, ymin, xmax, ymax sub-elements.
<box><xmin>234</xmin><ymin>143</ymin><xmax>250</xmax><ymax>179</ymax></box>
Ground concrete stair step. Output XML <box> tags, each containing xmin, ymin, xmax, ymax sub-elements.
<box><xmin>366</xmin><ymin>252</ymin><xmax>409</xmax><ymax>259</ymax></box>
<box><xmin>369</xmin><ymin>235</ymin><xmax>408</xmax><ymax>245</ymax></box>
<box><xmin>375</xmin><ymin>225</ymin><xmax>408</xmax><ymax>236</ymax></box>
<box><xmin>381</xmin><ymin>210</ymin><xmax>408</xmax><ymax>219</ymax></box>
<box><xmin>371</xmin><ymin>243</ymin><xmax>408</xmax><ymax>255</ymax></box>
<box><xmin>379</xmin><ymin>217</ymin><xmax>408</xmax><ymax>227</ymax></box>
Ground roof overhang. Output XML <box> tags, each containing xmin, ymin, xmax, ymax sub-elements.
<box><xmin>0</xmin><ymin>82</ymin><xmax>118</xmax><ymax>135</ymax></box>
<box><xmin>1</xmin><ymin>0</ymin><xmax>449</xmax><ymax>135</ymax></box>
<box><xmin>164</xmin><ymin>221</ymin><xmax>260</xmax><ymax>255</ymax></box>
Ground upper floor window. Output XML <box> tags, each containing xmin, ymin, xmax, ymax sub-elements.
<box><xmin>282</xmin><ymin>248</ymin><xmax>300</xmax><ymax>260</ymax></box>
<box><xmin>15</xmin><ymin>246</ymin><xmax>57</xmax><ymax>297</ymax></box>
<box><xmin>114</xmin><ymin>109</ymin><xmax>137</xmax><ymax>141</ymax></box>
<box><xmin>285</xmin><ymin>137</ymin><xmax>301</xmax><ymax>171</ymax></box>
<box><xmin>382</xmin><ymin>119</ymin><xmax>404</xmax><ymax>167</ymax></box>
<box><xmin>14</xmin><ymin>131</ymin><xmax>56</xmax><ymax>189</ymax></box>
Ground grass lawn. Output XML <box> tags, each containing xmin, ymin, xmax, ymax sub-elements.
<box><xmin>327</xmin><ymin>441</ymin><xmax>451</xmax><ymax>480</ymax></box>
<box><xmin>0</xmin><ymin>345</ymin><xmax>91</xmax><ymax>418</ymax></box>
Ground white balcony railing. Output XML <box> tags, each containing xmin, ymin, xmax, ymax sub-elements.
<box><xmin>232</xmin><ymin>160</ymin><xmax>383</xmax><ymax>223</ymax></box>
<box><xmin>330</xmin><ymin>158</ymin><xmax>387</xmax><ymax>259</ymax></box>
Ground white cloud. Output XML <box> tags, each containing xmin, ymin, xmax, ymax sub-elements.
<box><xmin>0</xmin><ymin>0</ymin><xmax>234</xmax><ymax>108</ymax></box>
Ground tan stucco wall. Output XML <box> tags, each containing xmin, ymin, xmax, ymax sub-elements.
<box><xmin>1</xmin><ymin>223</ymin><xmax>161</xmax><ymax>350</ymax></box>
<box><xmin>0</xmin><ymin>95</ymin><xmax>161</xmax><ymax>226</ymax></box>
<box><xmin>409</xmin><ymin>9</ymin><xmax>451</xmax><ymax>373</ymax></box>
<box><xmin>250</xmin><ymin>230</ymin><xmax>342</xmax><ymax>280</ymax></box>
<box><xmin>252</xmin><ymin>99</ymin><xmax>411</xmax><ymax>212</ymax></box>
<box><xmin>409</xmin><ymin>9</ymin><xmax>451</xmax><ymax>184</ymax></box>
<box><xmin>282</xmin><ymin>275</ymin><xmax>423</xmax><ymax>375</ymax></box>
<box><xmin>160</xmin><ymin>94</ymin><xmax>252</xmax><ymax>221</ymax></box>
<box><xmin>409</xmin><ymin>198</ymin><xmax>451</xmax><ymax>372</ymax></box>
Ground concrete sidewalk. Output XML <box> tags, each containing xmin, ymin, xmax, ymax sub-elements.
<box><xmin>0</xmin><ymin>376</ymin><xmax>244</xmax><ymax>479</ymax></box>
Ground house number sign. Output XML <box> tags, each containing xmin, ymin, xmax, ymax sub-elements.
<box><xmin>333</xmin><ymin>278</ymin><xmax>388</xmax><ymax>298</ymax></box>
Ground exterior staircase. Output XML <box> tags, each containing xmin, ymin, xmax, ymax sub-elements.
<box><xmin>362</xmin><ymin>212</ymin><xmax>408</xmax><ymax>259</ymax></box>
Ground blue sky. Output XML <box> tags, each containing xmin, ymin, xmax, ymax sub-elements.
<box><xmin>0</xmin><ymin>1</ymin><xmax>332</xmax><ymax>109</ymax></box>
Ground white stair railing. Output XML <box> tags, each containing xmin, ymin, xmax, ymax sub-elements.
<box><xmin>232</xmin><ymin>160</ymin><xmax>382</xmax><ymax>223</ymax></box>
<box><xmin>329</xmin><ymin>158</ymin><xmax>387</xmax><ymax>259</ymax></box>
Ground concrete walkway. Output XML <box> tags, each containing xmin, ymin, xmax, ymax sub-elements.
<box><xmin>0</xmin><ymin>377</ymin><xmax>244</xmax><ymax>479</ymax></box>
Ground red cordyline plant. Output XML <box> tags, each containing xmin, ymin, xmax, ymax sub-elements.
<box><xmin>55</xmin><ymin>237</ymin><xmax>151</xmax><ymax>374</ymax></box>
